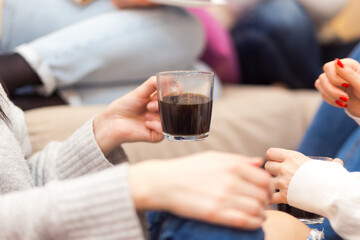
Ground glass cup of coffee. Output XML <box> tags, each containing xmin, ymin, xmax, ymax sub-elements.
<box><xmin>277</xmin><ymin>156</ymin><xmax>329</xmax><ymax>225</ymax></box>
<box><xmin>156</xmin><ymin>71</ymin><xmax>214</xmax><ymax>141</ymax></box>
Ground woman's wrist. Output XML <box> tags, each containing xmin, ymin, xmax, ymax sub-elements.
<box><xmin>128</xmin><ymin>160</ymin><xmax>171</xmax><ymax>211</ymax></box>
<box><xmin>93</xmin><ymin>112</ymin><xmax>119</xmax><ymax>156</ymax></box>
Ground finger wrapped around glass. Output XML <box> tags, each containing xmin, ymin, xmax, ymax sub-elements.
<box><xmin>277</xmin><ymin>156</ymin><xmax>328</xmax><ymax>225</ymax></box>
<box><xmin>156</xmin><ymin>71</ymin><xmax>214</xmax><ymax>141</ymax></box>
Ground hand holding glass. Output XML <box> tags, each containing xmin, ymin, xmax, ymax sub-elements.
<box><xmin>277</xmin><ymin>156</ymin><xmax>328</xmax><ymax>225</ymax></box>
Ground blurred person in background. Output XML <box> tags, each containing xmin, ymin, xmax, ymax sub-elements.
<box><xmin>231</xmin><ymin>0</ymin><xmax>354</xmax><ymax>88</ymax></box>
<box><xmin>0</xmin><ymin>0</ymin><xmax>204</xmax><ymax>109</ymax></box>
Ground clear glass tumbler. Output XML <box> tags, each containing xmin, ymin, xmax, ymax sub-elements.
<box><xmin>156</xmin><ymin>71</ymin><xmax>214</xmax><ymax>141</ymax></box>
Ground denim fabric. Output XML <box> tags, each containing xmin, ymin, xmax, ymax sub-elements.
<box><xmin>297</xmin><ymin>43</ymin><xmax>360</xmax><ymax>240</ymax></box>
<box><xmin>231</xmin><ymin>0</ymin><xmax>322</xmax><ymax>88</ymax></box>
<box><xmin>147</xmin><ymin>211</ymin><xmax>264</xmax><ymax>240</ymax></box>
<box><xmin>298</xmin><ymin>102</ymin><xmax>358</xmax><ymax>158</ymax></box>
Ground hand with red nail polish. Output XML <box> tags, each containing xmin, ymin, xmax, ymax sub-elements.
<box><xmin>336</xmin><ymin>58</ymin><xmax>344</xmax><ymax>68</ymax></box>
<box><xmin>339</xmin><ymin>96</ymin><xmax>348</xmax><ymax>102</ymax></box>
<box><xmin>315</xmin><ymin>58</ymin><xmax>360</xmax><ymax>116</ymax></box>
<box><xmin>335</xmin><ymin>100</ymin><xmax>345</xmax><ymax>108</ymax></box>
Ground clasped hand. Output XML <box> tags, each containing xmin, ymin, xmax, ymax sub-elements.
<box><xmin>265</xmin><ymin>148</ymin><xmax>343</xmax><ymax>204</ymax></box>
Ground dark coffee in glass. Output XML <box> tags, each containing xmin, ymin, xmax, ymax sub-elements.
<box><xmin>159</xmin><ymin>93</ymin><xmax>213</xmax><ymax>137</ymax></box>
<box><xmin>277</xmin><ymin>204</ymin><xmax>324</xmax><ymax>225</ymax></box>
<box><xmin>156</xmin><ymin>71</ymin><xmax>214</xmax><ymax>141</ymax></box>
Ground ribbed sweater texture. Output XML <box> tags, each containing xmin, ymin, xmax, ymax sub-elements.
<box><xmin>0</xmin><ymin>84</ymin><xmax>144</xmax><ymax>240</ymax></box>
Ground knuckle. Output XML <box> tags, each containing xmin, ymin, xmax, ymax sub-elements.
<box><xmin>228</xmin><ymin>162</ymin><xmax>240</xmax><ymax>173</ymax></box>
<box><xmin>323</xmin><ymin>62</ymin><xmax>330</xmax><ymax>72</ymax></box>
<box><xmin>266</xmin><ymin>148</ymin><xmax>275</xmax><ymax>156</ymax></box>
<box><xmin>250</xmin><ymin>201</ymin><xmax>263</xmax><ymax>215</ymax></box>
<box><xmin>289</xmin><ymin>155</ymin><xmax>298</xmax><ymax>163</ymax></box>
<box><xmin>225</xmin><ymin>180</ymin><xmax>237</xmax><ymax>193</ymax></box>
<box><xmin>278</xmin><ymin>178</ymin><xmax>289</xmax><ymax>189</ymax></box>
<box><xmin>319</xmin><ymin>73</ymin><xmax>326</xmax><ymax>80</ymax></box>
<box><xmin>204</xmin><ymin>206</ymin><xmax>217</xmax><ymax>221</ymax></box>
<box><xmin>278</xmin><ymin>166</ymin><xmax>286</xmax><ymax>175</ymax></box>
<box><xmin>258</xmin><ymin>172</ymin><xmax>271</xmax><ymax>187</ymax></box>
<box><xmin>315</xmin><ymin>79</ymin><xmax>320</xmax><ymax>88</ymax></box>
<box><xmin>236</xmin><ymin>215</ymin><xmax>247</xmax><ymax>227</ymax></box>
<box><xmin>258</xmin><ymin>190</ymin><xmax>269</xmax><ymax>204</ymax></box>
<box><xmin>215</xmin><ymin>192</ymin><xmax>229</xmax><ymax>206</ymax></box>
<box><xmin>264</xmin><ymin>163</ymin><xmax>271</xmax><ymax>172</ymax></box>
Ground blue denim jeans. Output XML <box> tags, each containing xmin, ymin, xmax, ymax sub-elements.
<box><xmin>147</xmin><ymin>212</ymin><xmax>264</xmax><ymax>240</ymax></box>
<box><xmin>298</xmin><ymin>44</ymin><xmax>360</xmax><ymax>240</ymax></box>
<box><xmin>231</xmin><ymin>0</ymin><xmax>322</xmax><ymax>88</ymax></box>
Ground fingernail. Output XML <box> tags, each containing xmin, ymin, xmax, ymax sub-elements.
<box><xmin>342</xmin><ymin>83</ymin><xmax>350</xmax><ymax>88</ymax></box>
<box><xmin>344</xmin><ymin>104</ymin><xmax>348</xmax><ymax>108</ymax></box>
<box><xmin>148</xmin><ymin>101</ymin><xmax>156</xmax><ymax>108</ymax></box>
<box><xmin>339</xmin><ymin>96</ymin><xmax>348</xmax><ymax>102</ymax></box>
<box><xmin>335</xmin><ymin>100</ymin><xmax>345</xmax><ymax>107</ymax></box>
<box><xmin>336</xmin><ymin>58</ymin><xmax>344</xmax><ymax>68</ymax></box>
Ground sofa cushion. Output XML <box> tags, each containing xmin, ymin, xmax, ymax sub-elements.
<box><xmin>25</xmin><ymin>86</ymin><xmax>321</xmax><ymax>161</ymax></box>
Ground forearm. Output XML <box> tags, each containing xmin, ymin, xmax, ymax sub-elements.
<box><xmin>0</xmin><ymin>164</ymin><xmax>144</xmax><ymax>240</ymax></box>
<box><xmin>28</xmin><ymin>118</ymin><xmax>127</xmax><ymax>185</ymax></box>
<box><xmin>288</xmin><ymin>160</ymin><xmax>360</xmax><ymax>239</ymax></box>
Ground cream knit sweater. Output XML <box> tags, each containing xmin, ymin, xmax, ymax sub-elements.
<box><xmin>0</xmin><ymin>84</ymin><xmax>144</xmax><ymax>240</ymax></box>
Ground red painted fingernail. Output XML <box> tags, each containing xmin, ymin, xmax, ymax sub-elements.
<box><xmin>336</xmin><ymin>58</ymin><xmax>344</xmax><ymax>68</ymax></box>
<box><xmin>335</xmin><ymin>100</ymin><xmax>345</xmax><ymax>107</ymax></box>
<box><xmin>339</xmin><ymin>96</ymin><xmax>348</xmax><ymax>102</ymax></box>
<box><xmin>342</xmin><ymin>83</ymin><xmax>350</xmax><ymax>88</ymax></box>
<box><xmin>344</xmin><ymin>104</ymin><xmax>348</xmax><ymax>108</ymax></box>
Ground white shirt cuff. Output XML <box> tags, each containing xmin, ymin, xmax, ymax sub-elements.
<box><xmin>15</xmin><ymin>44</ymin><xmax>57</xmax><ymax>96</ymax></box>
<box><xmin>287</xmin><ymin>160</ymin><xmax>348</xmax><ymax>217</ymax></box>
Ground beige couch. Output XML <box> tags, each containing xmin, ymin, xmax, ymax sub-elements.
<box><xmin>25</xmin><ymin>85</ymin><xmax>321</xmax><ymax>161</ymax></box>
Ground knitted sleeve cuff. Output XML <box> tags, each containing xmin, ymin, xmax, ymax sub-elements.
<box><xmin>55</xmin><ymin>118</ymin><xmax>128</xmax><ymax>180</ymax></box>
<box><xmin>287</xmin><ymin>160</ymin><xmax>348</xmax><ymax>217</ymax></box>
